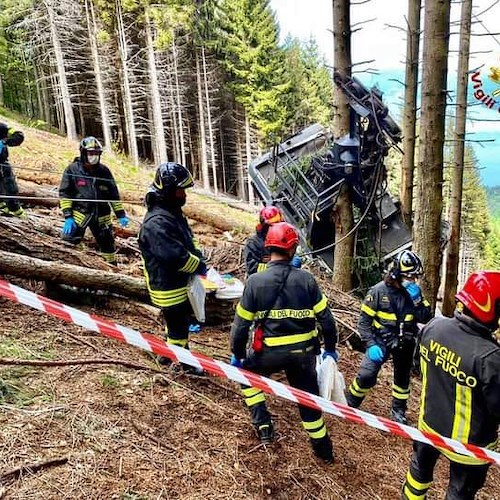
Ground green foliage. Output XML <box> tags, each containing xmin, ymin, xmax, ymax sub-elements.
<box><xmin>486</xmin><ymin>186</ymin><xmax>500</xmax><ymax>218</ymax></box>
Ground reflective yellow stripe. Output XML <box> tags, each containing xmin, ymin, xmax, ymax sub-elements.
<box><xmin>405</xmin><ymin>470</ymin><xmax>432</xmax><ymax>490</ymax></box>
<box><xmin>452</xmin><ymin>383</ymin><xmax>472</xmax><ymax>443</ymax></box>
<box><xmin>167</xmin><ymin>337</ymin><xmax>188</xmax><ymax>348</ymax></box>
<box><xmin>236</xmin><ymin>303</ymin><xmax>255</xmax><ymax>321</ymax></box>
<box><xmin>101</xmin><ymin>251</ymin><xmax>116</xmax><ymax>263</ymax></box>
<box><xmin>7</xmin><ymin>127</ymin><xmax>16</xmax><ymax>136</ymax></box>
<box><xmin>423</xmin><ymin>299</ymin><xmax>430</xmax><ymax>307</ymax></box>
<box><xmin>245</xmin><ymin>393</ymin><xmax>266</xmax><ymax>406</ymax></box>
<box><xmin>98</xmin><ymin>214</ymin><xmax>112</xmax><ymax>225</ymax></box>
<box><xmin>361</xmin><ymin>303</ymin><xmax>376</xmax><ymax>317</ymax></box>
<box><xmin>418</xmin><ymin>358</ymin><xmax>428</xmax><ymax>429</ymax></box>
<box><xmin>143</xmin><ymin>258</ymin><xmax>189</xmax><ymax>307</ymax></box>
<box><xmin>373</xmin><ymin>319</ymin><xmax>383</xmax><ymax>329</ymax></box>
<box><xmin>242</xmin><ymin>387</ymin><xmax>261</xmax><ymax>398</ymax></box>
<box><xmin>308</xmin><ymin>426</ymin><xmax>327</xmax><ymax>439</ymax></box>
<box><xmin>418</xmin><ymin>420</ymin><xmax>493</xmax><ymax>465</ymax></box>
<box><xmin>255</xmin><ymin>308</ymin><xmax>314</xmax><ymax>320</ymax></box>
<box><xmin>313</xmin><ymin>295</ymin><xmax>328</xmax><ymax>314</ymax></box>
<box><xmin>179</xmin><ymin>252</ymin><xmax>200</xmax><ymax>273</ymax></box>
<box><xmin>302</xmin><ymin>417</ymin><xmax>324</xmax><ymax>430</ymax></box>
<box><xmin>403</xmin><ymin>485</ymin><xmax>425</xmax><ymax>500</ymax></box>
<box><xmin>376</xmin><ymin>310</ymin><xmax>397</xmax><ymax>321</ymax></box>
<box><xmin>263</xmin><ymin>330</ymin><xmax>316</xmax><ymax>347</ymax></box>
<box><xmin>111</xmin><ymin>201</ymin><xmax>124</xmax><ymax>212</ymax></box>
<box><xmin>350</xmin><ymin>378</ymin><xmax>370</xmax><ymax>397</ymax></box>
<box><xmin>60</xmin><ymin>199</ymin><xmax>72</xmax><ymax>210</ymax></box>
<box><xmin>392</xmin><ymin>384</ymin><xmax>410</xmax><ymax>400</ymax></box>
<box><xmin>73</xmin><ymin>210</ymin><xmax>87</xmax><ymax>225</ymax></box>
<box><xmin>193</xmin><ymin>237</ymin><xmax>201</xmax><ymax>250</ymax></box>
<box><xmin>257</xmin><ymin>262</ymin><xmax>268</xmax><ymax>272</ymax></box>
<box><xmin>405</xmin><ymin>314</ymin><xmax>414</xmax><ymax>321</ymax></box>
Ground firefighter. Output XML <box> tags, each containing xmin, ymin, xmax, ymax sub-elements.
<box><xmin>244</xmin><ymin>206</ymin><xmax>302</xmax><ymax>275</ymax></box>
<box><xmin>59</xmin><ymin>137</ymin><xmax>129</xmax><ymax>265</ymax></box>
<box><xmin>346</xmin><ymin>250</ymin><xmax>432</xmax><ymax>424</ymax></box>
<box><xmin>138</xmin><ymin>162</ymin><xmax>206</xmax><ymax>375</ymax></box>
<box><xmin>231</xmin><ymin>221</ymin><xmax>339</xmax><ymax>463</ymax></box>
<box><xmin>0</xmin><ymin>122</ymin><xmax>25</xmax><ymax>217</ymax></box>
<box><xmin>402</xmin><ymin>271</ymin><xmax>500</xmax><ymax>500</ymax></box>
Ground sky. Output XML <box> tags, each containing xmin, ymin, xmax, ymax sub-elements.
<box><xmin>270</xmin><ymin>0</ymin><xmax>500</xmax><ymax>187</ymax></box>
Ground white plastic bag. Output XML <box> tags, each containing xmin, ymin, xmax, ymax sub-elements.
<box><xmin>316</xmin><ymin>354</ymin><xmax>347</xmax><ymax>404</ymax></box>
<box><xmin>187</xmin><ymin>275</ymin><xmax>206</xmax><ymax>323</ymax></box>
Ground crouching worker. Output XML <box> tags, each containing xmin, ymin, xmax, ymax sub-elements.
<box><xmin>138</xmin><ymin>162</ymin><xmax>206</xmax><ymax>376</ymax></box>
<box><xmin>59</xmin><ymin>137</ymin><xmax>129</xmax><ymax>265</ymax></box>
<box><xmin>230</xmin><ymin>222</ymin><xmax>339</xmax><ymax>463</ymax></box>
<box><xmin>0</xmin><ymin>122</ymin><xmax>25</xmax><ymax>218</ymax></box>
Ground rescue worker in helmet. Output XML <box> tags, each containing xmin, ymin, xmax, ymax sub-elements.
<box><xmin>59</xmin><ymin>137</ymin><xmax>129</xmax><ymax>265</ymax></box>
<box><xmin>231</xmin><ymin>222</ymin><xmax>339</xmax><ymax>463</ymax></box>
<box><xmin>346</xmin><ymin>249</ymin><xmax>432</xmax><ymax>424</ymax></box>
<box><xmin>138</xmin><ymin>162</ymin><xmax>206</xmax><ymax>375</ymax></box>
<box><xmin>402</xmin><ymin>271</ymin><xmax>500</xmax><ymax>500</ymax></box>
<box><xmin>244</xmin><ymin>206</ymin><xmax>301</xmax><ymax>275</ymax></box>
<box><xmin>0</xmin><ymin>122</ymin><xmax>25</xmax><ymax>218</ymax></box>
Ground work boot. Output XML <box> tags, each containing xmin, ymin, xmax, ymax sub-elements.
<box><xmin>10</xmin><ymin>207</ymin><xmax>26</xmax><ymax>218</ymax></box>
<box><xmin>390</xmin><ymin>407</ymin><xmax>408</xmax><ymax>425</ymax></box>
<box><xmin>157</xmin><ymin>356</ymin><xmax>173</xmax><ymax>366</ymax></box>
<box><xmin>311</xmin><ymin>435</ymin><xmax>334</xmax><ymax>464</ymax></box>
<box><xmin>346</xmin><ymin>392</ymin><xmax>363</xmax><ymax>408</ymax></box>
<box><xmin>256</xmin><ymin>423</ymin><xmax>274</xmax><ymax>444</ymax></box>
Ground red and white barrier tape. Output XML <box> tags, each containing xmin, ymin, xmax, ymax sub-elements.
<box><xmin>0</xmin><ymin>278</ymin><xmax>499</xmax><ymax>466</ymax></box>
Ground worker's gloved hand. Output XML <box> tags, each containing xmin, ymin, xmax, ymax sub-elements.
<box><xmin>230</xmin><ymin>354</ymin><xmax>244</xmax><ymax>368</ymax></box>
<box><xmin>188</xmin><ymin>323</ymin><xmax>202</xmax><ymax>334</ymax></box>
<box><xmin>118</xmin><ymin>216</ymin><xmax>129</xmax><ymax>228</ymax></box>
<box><xmin>195</xmin><ymin>260</ymin><xmax>207</xmax><ymax>276</ymax></box>
<box><xmin>291</xmin><ymin>256</ymin><xmax>302</xmax><ymax>269</ymax></box>
<box><xmin>403</xmin><ymin>281</ymin><xmax>422</xmax><ymax>305</ymax></box>
<box><xmin>62</xmin><ymin>217</ymin><xmax>77</xmax><ymax>235</ymax></box>
<box><xmin>322</xmin><ymin>350</ymin><xmax>339</xmax><ymax>362</ymax></box>
<box><xmin>366</xmin><ymin>345</ymin><xmax>385</xmax><ymax>363</ymax></box>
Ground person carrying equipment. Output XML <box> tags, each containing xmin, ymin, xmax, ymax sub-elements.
<box><xmin>402</xmin><ymin>271</ymin><xmax>500</xmax><ymax>500</ymax></box>
<box><xmin>0</xmin><ymin>122</ymin><xmax>25</xmax><ymax>218</ymax></box>
<box><xmin>59</xmin><ymin>137</ymin><xmax>129</xmax><ymax>266</ymax></box>
<box><xmin>138</xmin><ymin>162</ymin><xmax>206</xmax><ymax>375</ymax></box>
<box><xmin>231</xmin><ymin>221</ymin><xmax>339</xmax><ymax>463</ymax></box>
<box><xmin>244</xmin><ymin>206</ymin><xmax>301</xmax><ymax>275</ymax></box>
<box><xmin>346</xmin><ymin>250</ymin><xmax>432</xmax><ymax>424</ymax></box>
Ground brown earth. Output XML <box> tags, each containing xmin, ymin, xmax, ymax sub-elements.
<box><xmin>0</xmin><ymin>205</ymin><xmax>499</xmax><ymax>499</ymax></box>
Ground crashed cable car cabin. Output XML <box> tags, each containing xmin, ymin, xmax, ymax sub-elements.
<box><xmin>249</xmin><ymin>72</ymin><xmax>411</xmax><ymax>290</ymax></box>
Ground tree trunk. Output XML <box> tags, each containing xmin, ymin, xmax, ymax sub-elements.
<box><xmin>195</xmin><ymin>49</ymin><xmax>210</xmax><ymax>189</ymax></box>
<box><xmin>442</xmin><ymin>0</ymin><xmax>472</xmax><ymax>316</ymax></box>
<box><xmin>86</xmin><ymin>0</ymin><xmax>113</xmax><ymax>150</ymax></box>
<box><xmin>116</xmin><ymin>0</ymin><xmax>139</xmax><ymax>166</ymax></box>
<box><xmin>413</xmin><ymin>0</ymin><xmax>451</xmax><ymax>312</ymax></box>
<box><xmin>331</xmin><ymin>0</ymin><xmax>354</xmax><ymax>292</ymax></box>
<box><xmin>172</xmin><ymin>40</ymin><xmax>186</xmax><ymax>166</ymax></box>
<box><xmin>144</xmin><ymin>8</ymin><xmax>167</xmax><ymax>165</ymax></box>
<box><xmin>0</xmin><ymin>250</ymin><xmax>147</xmax><ymax>300</ymax></box>
<box><xmin>44</xmin><ymin>0</ymin><xmax>77</xmax><ymax>141</ymax></box>
<box><xmin>401</xmin><ymin>0</ymin><xmax>421</xmax><ymax>229</ymax></box>
<box><xmin>244</xmin><ymin>113</ymin><xmax>254</xmax><ymax>204</ymax></box>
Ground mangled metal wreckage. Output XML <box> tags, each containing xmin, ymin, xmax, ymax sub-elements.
<box><xmin>249</xmin><ymin>72</ymin><xmax>411</xmax><ymax>289</ymax></box>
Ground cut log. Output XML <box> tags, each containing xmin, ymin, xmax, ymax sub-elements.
<box><xmin>0</xmin><ymin>250</ymin><xmax>148</xmax><ymax>300</ymax></box>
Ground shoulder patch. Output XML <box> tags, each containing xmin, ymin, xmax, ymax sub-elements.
<box><xmin>381</xmin><ymin>295</ymin><xmax>390</xmax><ymax>303</ymax></box>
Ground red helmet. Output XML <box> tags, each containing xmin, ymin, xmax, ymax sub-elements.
<box><xmin>455</xmin><ymin>271</ymin><xmax>500</xmax><ymax>325</ymax></box>
<box><xmin>259</xmin><ymin>206</ymin><xmax>284</xmax><ymax>225</ymax></box>
<box><xmin>265</xmin><ymin>222</ymin><xmax>299</xmax><ymax>251</ymax></box>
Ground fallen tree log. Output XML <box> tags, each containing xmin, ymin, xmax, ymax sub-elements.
<box><xmin>0</xmin><ymin>250</ymin><xmax>148</xmax><ymax>300</ymax></box>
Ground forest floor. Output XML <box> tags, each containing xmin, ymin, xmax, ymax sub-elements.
<box><xmin>0</xmin><ymin>112</ymin><xmax>499</xmax><ymax>499</ymax></box>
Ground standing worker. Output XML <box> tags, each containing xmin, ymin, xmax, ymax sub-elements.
<box><xmin>231</xmin><ymin>221</ymin><xmax>339</xmax><ymax>463</ymax></box>
<box><xmin>59</xmin><ymin>136</ymin><xmax>129</xmax><ymax>265</ymax></box>
<box><xmin>0</xmin><ymin>122</ymin><xmax>25</xmax><ymax>217</ymax></box>
<box><xmin>244</xmin><ymin>206</ymin><xmax>301</xmax><ymax>275</ymax></box>
<box><xmin>402</xmin><ymin>271</ymin><xmax>500</xmax><ymax>500</ymax></box>
<box><xmin>346</xmin><ymin>250</ymin><xmax>432</xmax><ymax>424</ymax></box>
<box><xmin>138</xmin><ymin>162</ymin><xmax>206</xmax><ymax>375</ymax></box>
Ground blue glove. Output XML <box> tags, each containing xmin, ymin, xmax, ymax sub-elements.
<box><xmin>322</xmin><ymin>350</ymin><xmax>340</xmax><ymax>362</ymax></box>
<box><xmin>195</xmin><ymin>260</ymin><xmax>207</xmax><ymax>275</ymax></box>
<box><xmin>62</xmin><ymin>217</ymin><xmax>77</xmax><ymax>235</ymax></box>
<box><xmin>118</xmin><ymin>216</ymin><xmax>129</xmax><ymax>228</ymax></box>
<box><xmin>230</xmin><ymin>354</ymin><xmax>243</xmax><ymax>368</ymax></box>
<box><xmin>403</xmin><ymin>281</ymin><xmax>422</xmax><ymax>304</ymax></box>
<box><xmin>0</xmin><ymin>141</ymin><xmax>4</xmax><ymax>157</ymax></box>
<box><xmin>366</xmin><ymin>345</ymin><xmax>385</xmax><ymax>363</ymax></box>
<box><xmin>291</xmin><ymin>256</ymin><xmax>302</xmax><ymax>268</ymax></box>
<box><xmin>189</xmin><ymin>323</ymin><xmax>202</xmax><ymax>334</ymax></box>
